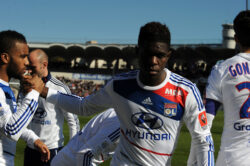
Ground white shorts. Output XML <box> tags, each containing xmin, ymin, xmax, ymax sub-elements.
<box><xmin>52</xmin><ymin>109</ymin><xmax>120</xmax><ymax>166</ymax></box>
<box><xmin>51</xmin><ymin>129</ymin><xmax>119</xmax><ymax>166</ymax></box>
<box><xmin>51</xmin><ymin>144</ymin><xmax>77</xmax><ymax>166</ymax></box>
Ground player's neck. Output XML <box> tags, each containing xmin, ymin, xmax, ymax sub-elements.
<box><xmin>43</xmin><ymin>69</ymin><xmax>48</xmax><ymax>78</ymax></box>
<box><xmin>139</xmin><ymin>70</ymin><xmax>166</xmax><ymax>86</ymax></box>
<box><xmin>241</xmin><ymin>46</ymin><xmax>250</xmax><ymax>53</ymax></box>
<box><xmin>0</xmin><ymin>67</ymin><xmax>9</xmax><ymax>82</ymax></box>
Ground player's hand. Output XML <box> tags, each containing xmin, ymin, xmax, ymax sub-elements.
<box><xmin>21</xmin><ymin>74</ymin><xmax>45</xmax><ymax>94</ymax></box>
<box><xmin>34</xmin><ymin>139</ymin><xmax>50</xmax><ymax>163</ymax></box>
<box><xmin>40</xmin><ymin>87</ymin><xmax>49</xmax><ymax>99</ymax></box>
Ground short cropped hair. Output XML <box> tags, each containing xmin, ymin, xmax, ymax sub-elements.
<box><xmin>0</xmin><ymin>30</ymin><xmax>27</xmax><ymax>54</ymax></box>
<box><xmin>138</xmin><ymin>22</ymin><xmax>171</xmax><ymax>47</ymax></box>
<box><xmin>233</xmin><ymin>10</ymin><xmax>250</xmax><ymax>47</ymax></box>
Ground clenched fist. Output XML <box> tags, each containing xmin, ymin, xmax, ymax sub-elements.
<box><xmin>21</xmin><ymin>74</ymin><xmax>45</xmax><ymax>94</ymax></box>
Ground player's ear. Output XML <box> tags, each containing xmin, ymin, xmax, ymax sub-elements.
<box><xmin>0</xmin><ymin>53</ymin><xmax>10</xmax><ymax>64</ymax></box>
<box><xmin>43</xmin><ymin>61</ymin><xmax>48</xmax><ymax>69</ymax></box>
<box><xmin>167</xmin><ymin>48</ymin><xmax>172</xmax><ymax>58</ymax></box>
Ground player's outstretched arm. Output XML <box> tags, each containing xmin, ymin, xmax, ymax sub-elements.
<box><xmin>42</xmin><ymin>82</ymin><xmax>114</xmax><ymax>117</ymax></box>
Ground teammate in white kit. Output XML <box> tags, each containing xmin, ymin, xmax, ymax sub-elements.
<box><xmin>0</xmin><ymin>30</ymin><xmax>45</xmax><ymax>166</ymax></box>
<box><xmin>51</xmin><ymin>108</ymin><xmax>120</xmax><ymax>166</ymax></box>
<box><xmin>205</xmin><ymin>10</ymin><xmax>250</xmax><ymax>166</ymax></box>
<box><xmin>18</xmin><ymin>49</ymin><xmax>80</xmax><ymax>166</ymax></box>
<box><xmin>38</xmin><ymin>22</ymin><xmax>214</xmax><ymax>166</ymax></box>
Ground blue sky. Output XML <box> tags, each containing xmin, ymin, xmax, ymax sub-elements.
<box><xmin>0</xmin><ymin>0</ymin><xmax>246</xmax><ymax>44</ymax></box>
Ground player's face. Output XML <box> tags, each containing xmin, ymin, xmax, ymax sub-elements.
<box><xmin>29</xmin><ymin>53</ymin><xmax>44</xmax><ymax>78</ymax></box>
<box><xmin>138</xmin><ymin>41</ymin><xmax>171</xmax><ymax>77</ymax></box>
<box><xmin>8</xmin><ymin>41</ymin><xmax>29</xmax><ymax>79</ymax></box>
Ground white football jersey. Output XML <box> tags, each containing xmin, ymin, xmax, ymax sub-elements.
<box><xmin>19</xmin><ymin>74</ymin><xmax>80</xmax><ymax>149</ymax></box>
<box><xmin>51</xmin><ymin>108</ymin><xmax>120</xmax><ymax>166</ymax></box>
<box><xmin>206</xmin><ymin>53</ymin><xmax>250</xmax><ymax>165</ymax></box>
<box><xmin>47</xmin><ymin>68</ymin><xmax>214</xmax><ymax>166</ymax></box>
<box><xmin>0</xmin><ymin>79</ymin><xmax>39</xmax><ymax>165</ymax></box>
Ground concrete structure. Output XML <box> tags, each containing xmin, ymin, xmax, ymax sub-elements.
<box><xmin>26</xmin><ymin>24</ymin><xmax>237</xmax><ymax>81</ymax></box>
<box><xmin>222</xmin><ymin>24</ymin><xmax>236</xmax><ymax>49</ymax></box>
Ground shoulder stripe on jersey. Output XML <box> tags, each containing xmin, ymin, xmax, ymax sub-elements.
<box><xmin>59</xmin><ymin>92</ymin><xmax>83</xmax><ymax>100</ymax></box>
<box><xmin>170</xmin><ymin>73</ymin><xmax>204</xmax><ymax>111</ymax></box>
<box><xmin>171</xmin><ymin>73</ymin><xmax>203</xmax><ymax>107</ymax></box>
<box><xmin>108</xmin><ymin>128</ymin><xmax>120</xmax><ymax>142</ymax></box>
<box><xmin>5</xmin><ymin>100</ymin><xmax>38</xmax><ymax>135</ymax></box>
<box><xmin>121</xmin><ymin>129</ymin><xmax>172</xmax><ymax>156</ymax></box>
<box><xmin>83</xmin><ymin>151</ymin><xmax>94</xmax><ymax>166</ymax></box>
<box><xmin>50</xmin><ymin>77</ymin><xmax>71</xmax><ymax>94</ymax></box>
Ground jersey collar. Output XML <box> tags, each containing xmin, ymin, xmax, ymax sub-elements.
<box><xmin>42</xmin><ymin>72</ymin><xmax>52</xmax><ymax>83</ymax></box>
<box><xmin>238</xmin><ymin>53</ymin><xmax>250</xmax><ymax>60</ymax></box>
<box><xmin>136</xmin><ymin>68</ymin><xmax>170</xmax><ymax>91</ymax></box>
<box><xmin>0</xmin><ymin>79</ymin><xmax>9</xmax><ymax>86</ymax></box>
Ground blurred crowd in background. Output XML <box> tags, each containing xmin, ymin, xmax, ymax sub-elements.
<box><xmin>56</xmin><ymin>77</ymin><xmax>104</xmax><ymax>97</ymax></box>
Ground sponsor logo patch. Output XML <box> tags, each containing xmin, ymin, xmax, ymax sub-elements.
<box><xmin>198</xmin><ymin>111</ymin><xmax>207</xmax><ymax>127</ymax></box>
<box><xmin>164</xmin><ymin>103</ymin><xmax>177</xmax><ymax>117</ymax></box>
<box><xmin>165</xmin><ymin>88</ymin><xmax>183</xmax><ymax>96</ymax></box>
<box><xmin>131</xmin><ymin>112</ymin><xmax>163</xmax><ymax>129</ymax></box>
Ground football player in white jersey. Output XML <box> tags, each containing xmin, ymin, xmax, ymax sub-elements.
<box><xmin>51</xmin><ymin>108</ymin><xmax>120</xmax><ymax>166</ymax></box>
<box><xmin>0</xmin><ymin>30</ymin><xmax>45</xmax><ymax>166</ymax></box>
<box><xmin>36</xmin><ymin>22</ymin><xmax>214</xmax><ymax>166</ymax></box>
<box><xmin>205</xmin><ymin>10</ymin><xmax>250</xmax><ymax>166</ymax></box>
<box><xmin>18</xmin><ymin>49</ymin><xmax>80</xmax><ymax>166</ymax></box>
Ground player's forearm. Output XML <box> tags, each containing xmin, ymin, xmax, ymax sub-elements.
<box><xmin>20</xmin><ymin>128</ymin><xmax>40</xmax><ymax>147</ymax></box>
<box><xmin>46</xmin><ymin>88</ymin><xmax>109</xmax><ymax>116</ymax></box>
<box><xmin>46</xmin><ymin>88</ymin><xmax>88</xmax><ymax>116</ymax></box>
<box><xmin>40</xmin><ymin>86</ymin><xmax>48</xmax><ymax>99</ymax></box>
<box><xmin>192</xmin><ymin>135</ymin><xmax>215</xmax><ymax>166</ymax></box>
<box><xmin>0</xmin><ymin>90</ymin><xmax>39</xmax><ymax>141</ymax></box>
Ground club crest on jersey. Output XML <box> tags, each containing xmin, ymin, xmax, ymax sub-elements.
<box><xmin>164</xmin><ymin>103</ymin><xmax>177</xmax><ymax>117</ymax></box>
<box><xmin>198</xmin><ymin>111</ymin><xmax>207</xmax><ymax>128</ymax></box>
